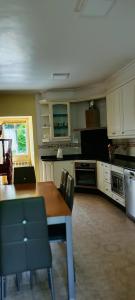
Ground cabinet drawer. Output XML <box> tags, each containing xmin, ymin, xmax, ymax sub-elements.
<box><xmin>103</xmin><ymin>163</ymin><xmax>111</xmax><ymax>183</ymax></box>
<box><xmin>103</xmin><ymin>163</ymin><xmax>111</xmax><ymax>170</ymax></box>
<box><xmin>104</xmin><ymin>182</ymin><xmax>111</xmax><ymax>197</ymax></box>
<box><xmin>103</xmin><ymin>169</ymin><xmax>111</xmax><ymax>183</ymax></box>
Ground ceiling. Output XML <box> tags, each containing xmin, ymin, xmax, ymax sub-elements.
<box><xmin>0</xmin><ymin>0</ymin><xmax>135</xmax><ymax>91</ymax></box>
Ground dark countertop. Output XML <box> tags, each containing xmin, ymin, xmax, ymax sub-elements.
<box><xmin>103</xmin><ymin>155</ymin><xmax>135</xmax><ymax>171</ymax></box>
<box><xmin>41</xmin><ymin>154</ymin><xmax>92</xmax><ymax>161</ymax></box>
<box><xmin>41</xmin><ymin>154</ymin><xmax>135</xmax><ymax>171</ymax></box>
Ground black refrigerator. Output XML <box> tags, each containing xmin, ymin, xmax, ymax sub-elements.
<box><xmin>81</xmin><ymin>128</ymin><xmax>110</xmax><ymax>161</ymax></box>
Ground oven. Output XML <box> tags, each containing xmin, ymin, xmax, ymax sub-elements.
<box><xmin>75</xmin><ymin>161</ymin><xmax>97</xmax><ymax>189</ymax></box>
<box><xmin>111</xmin><ymin>170</ymin><xmax>124</xmax><ymax>197</ymax></box>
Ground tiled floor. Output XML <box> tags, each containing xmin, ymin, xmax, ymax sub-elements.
<box><xmin>4</xmin><ymin>193</ymin><xmax>135</xmax><ymax>299</ymax></box>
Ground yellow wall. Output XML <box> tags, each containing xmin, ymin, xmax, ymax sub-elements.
<box><xmin>0</xmin><ymin>93</ymin><xmax>39</xmax><ymax>179</ymax></box>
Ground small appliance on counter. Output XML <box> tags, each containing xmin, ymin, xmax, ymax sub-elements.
<box><xmin>56</xmin><ymin>146</ymin><xmax>63</xmax><ymax>159</ymax></box>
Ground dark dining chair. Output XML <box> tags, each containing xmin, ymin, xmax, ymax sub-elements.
<box><xmin>48</xmin><ymin>174</ymin><xmax>74</xmax><ymax>241</ymax></box>
<box><xmin>14</xmin><ymin>166</ymin><xmax>36</xmax><ymax>184</ymax></box>
<box><xmin>48</xmin><ymin>174</ymin><xmax>75</xmax><ymax>282</ymax></box>
<box><xmin>59</xmin><ymin>168</ymin><xmax>69</xmax><ymax>199</ymax></box>
<box><xmin>0</xmin><ymin>196</ymin><xmax>55</xmax><ymax>300</ymax></box>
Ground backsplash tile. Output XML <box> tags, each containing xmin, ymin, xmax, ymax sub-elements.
<box><xmin>112</xmin><ymin>139</ymin><xmax>135</xmax><ymax>157</ymax></box>
<box><xmin>39</xmin><ymin>142</ymin><xmax>81</xmax><ymax>156</ymax></box>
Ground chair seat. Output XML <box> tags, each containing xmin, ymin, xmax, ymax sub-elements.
<box><xmin>48</xmin><ymin>224</ymin><xmax>66</xmax><ymax>241</ymax></box>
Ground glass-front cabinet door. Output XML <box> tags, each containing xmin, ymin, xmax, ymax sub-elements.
<box><xmin>51</xmin><ymin>103</ymin><xmax>70</xmax><ymax>140</ymax></box>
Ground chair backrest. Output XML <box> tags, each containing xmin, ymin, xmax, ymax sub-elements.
<box><xmin>0</xmin><ymin>197</ymin><xmax>52</xmax><ymax>276</ymax></box>
<box><xmin>65</xmin><ymin>174</ymin><xmax>74</xmax><ymax>211</ymax></box>
<box><xmin>59</xmin><ymin>168</ymin><xmax>69</xmax><ymax>198</ymax></box>
<box><xmin>14</xmin><ymin>166</ymin><xmax>36</xmax><ymax>184</ymax></box>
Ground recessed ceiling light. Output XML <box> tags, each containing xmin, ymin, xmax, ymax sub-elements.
<box><xmin>75</xmin><ymin>0</ymin><xmax>116</xmax><ymax>16</ymax></box>
<box><xmin>52</xmin><ymin>73</ymin><xmax>70</xmax><ymax>80</ymax></box>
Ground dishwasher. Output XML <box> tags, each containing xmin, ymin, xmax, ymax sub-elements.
<box><xmin>124</xmin><ymin>169</ymin><xmax>135</xmax><ymax>220</ymax></box>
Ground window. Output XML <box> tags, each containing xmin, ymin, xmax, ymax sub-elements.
<box><xmin>0</xmin><ymin>117</ymin><xmax>32</xmax><ymax>165</ymax></box>
<box><xmin>3</xmin><ymin>123</ymin><xmax>28</xmax><ymax>155</ymax></box>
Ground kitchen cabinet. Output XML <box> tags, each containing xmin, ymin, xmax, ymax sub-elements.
<box><xmin>41</xmin><ymin>161</ymin><xmax>54</xmax><ymax>182</ymax></box>
<box><xmin>122</xmin><ymin>79</ymin><xmax>135</xmax><ymax>136</ymax></box>
<box><xmin>41</xmin><ymin>160</ymin><xmax>74</xmax><ymax>187</ymax></box>
<box><xmin>96</xmin><ymin>161</ymin><xmax>111</xmax><ymax>197</ymax></box>
<box><xmin>106</xmin><ymin>88</ymin><xmax>122</xmax><ymax>138</ymax></box>
<box><xmin>106</xmin><ymin>79</ymin><xmax>135</xmax><ymax>138</ymax></box>
<box><xmin>96</xmin><ymin>161</ymin><xmax>104</xmax><ymax>192</ymax></box>
<box><xmin>103</xmin><ymin>162</ymin><xmax>111</xmax><ymax>197</ymax></box>
<box><xmin>39</xmin><ymin>101</ymin><xmax>71</xmax><ymax>142</ymax></box>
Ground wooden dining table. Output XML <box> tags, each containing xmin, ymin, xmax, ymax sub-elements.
<box><xmin>0</xmin><ymin>181</ymin><xmax>76</xmax><ymax>300</ymax></box>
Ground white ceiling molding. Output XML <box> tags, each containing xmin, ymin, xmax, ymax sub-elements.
<box><xmin>36</xmin><ymin>81</ymin><xmax>107</xmax><ymax>103</ymax></box>
<box><xmin>106</xmin><ymin>59</ymin><xmax>135</xmax><ymax>92</ymax></box>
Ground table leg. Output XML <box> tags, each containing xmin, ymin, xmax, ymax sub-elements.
<box><xmin>66</xmin><ymin>216</ymin><xmax>76</xmax><ymax>300</ymax></box>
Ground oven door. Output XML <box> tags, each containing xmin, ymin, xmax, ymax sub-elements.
<box><xmin>75</xmin><ymin>165</ymin><xmax>96</xmax><ymax>188</ymax></box>
<box><xmin>111</xmin><ymin>170</ymin><xmax>124</xmax><ymax>197</ymax></box>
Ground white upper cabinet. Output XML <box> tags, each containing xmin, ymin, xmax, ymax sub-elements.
<box><xmin>50</xmin><ymin>102</ymin><xmax>71</xmax><ymax>140</ymax></box>
<box><xmin>106</xmin><ymin>79</ymin><xmax>135</xmax><ymax>138</ymax></box>
<box><xmin>39</xmin><ymin>101</ymin><xmax>71</xmax><ymax>143</ymax></box>
<box><xmin>122</xmin><ymin>79</ymin><xmax>135</xmax><ymax>136</ymax></box>
<box><xmin>106</xmin><ymin>88</ymin><xmax>122</xmax><ymax>137</ymax></box>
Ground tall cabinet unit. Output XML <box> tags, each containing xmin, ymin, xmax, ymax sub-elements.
<box><xmin>39</xmin><ymin>101</ymin><xmax>71</xmax><ymax>143</ymax></box>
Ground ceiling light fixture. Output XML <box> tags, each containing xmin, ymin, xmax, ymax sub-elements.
<box><xmin>52</xmin><ymin>73</ymin><xmax>70</xmax><ymax>80</ymax></box>
<box><xmin>75</xmin><ymin>0</ymin><xmax>116</xmax><ymax>16</ymax></box>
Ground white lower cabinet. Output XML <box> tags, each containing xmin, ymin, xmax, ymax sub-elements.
<box><xmin>96</xmin><ymin>161</ymin><xmax>104</xmax><ymax>193</ymax></box>
<box><xmin>41</xmin><ymin>161</ymin><xmax>54</xmax><ymax>182</ymax></box>
<box><xmin>97</xmin><ymin>161</ymin><xmax>111</xmax><ymax>197</ymax></box>
<box><xmin>106</xmin><ymin>79</ymin><xmax>135</xmax><ymax>138</ymax></box>
<box><xmin>41</xmin><ymin>160</ymin><xmax>74</xmax><ymax>188</ymax></box>
<box><xmin>103</xmin><ymin>163</ymin><xmax>111</xmax><ymax>197</ymax></box>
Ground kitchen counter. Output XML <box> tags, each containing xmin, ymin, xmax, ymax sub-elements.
<box><xmin>101</xmin><ymin>155</ymin><xmax>135</xmax><ymax>171</ymax></box>
<box><xmin>41</xmin><ymin>154</ymin><xmax>92</xmax><ymax>161</ymax></box>
<box><xmin>41</xmin><ymin>154</ymin><xmax>135</xmax><ymax>170</ymax></box>
<box><xmin>111</xmin><ymin>159</ymin><xmax>135</xmax><ymax>171</ymax></box>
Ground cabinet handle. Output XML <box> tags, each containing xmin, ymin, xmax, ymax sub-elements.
<box><xmin>112</xmin><ymin>132</ymin><xmax>116</xmax><ymax>135</ymax></box>
<box><xmin>122</xmin><ymin>131</ymin><xmax>124</xmax><ymax>134</ymax></box>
